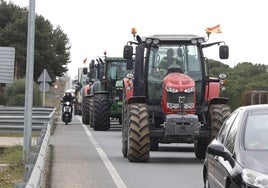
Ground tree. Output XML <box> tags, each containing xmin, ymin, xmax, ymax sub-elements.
<box><xmin>0</xmin><ymin>0</ymin><xmax>71</xmax><ymax>81</ymax></box>
<box><xmin>208</xmin><ymin>59</ymin><xmax>231</xmax><ymax>78</ymax></box>
<box><xmin>208</xmin><ymin>60</ymin><xmax>268</xmax><ymax>110</ymax></box>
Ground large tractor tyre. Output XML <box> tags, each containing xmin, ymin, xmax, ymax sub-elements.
<box><xmin>75</xmin><ymin>105</ymin><xmax>82</xmax><ymax>116</ymax></box>
<box><xmin>92</xmin><ymin>94</ymin><xmax>110</xmax><ymax>131</ymax></box>
<box><xmin>121</xmin><ymin>90</ymin><xmax>128</xmax><ymax>158</ymax></box>
<box><xmin>150</xmin><ymin>138</ymin><xmax>159</xmax><ymax>151</ymax></box>
<box><xmin>89</xmin><ymin>96</ymin><xmax>93</xmax><ymax>127</ymax></box>
<box><xmin>210</xmin><ymin>104</ymin><xmax>231</xmax><ymax>140</ymax></box>
<box><xmin>127</xmin><ymin>103</ymin><xmax>150</xmax><ymax>162</ymax></box>
<box><xmin>194</xmin><ymin>137</ymin><xmax>209</xmax><ymax>159</ymax></box>
<box><xmin>119</xmin><ymin>117</ymin><xmax>122</xmax><ymax>125</ymax></box>
<box><xmin>81</xmin><ymin>100</ymin><xmax>86</xmax><ymax>123</ymax></box>
<box><xmin>82</xmin><ymin>98</ymin><xmax>90</xmax><ymax>125</ymax></box>
<box><xmin>74</xmin><ymin>104</ymin><xmax>79</xmax><ymax>115</ymax></box>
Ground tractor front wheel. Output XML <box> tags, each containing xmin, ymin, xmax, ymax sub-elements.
<box><xmin>127</xmin><ymin>103</ymin><xmax>150</xmax><ymax>162</ymax></box>
<box><xmin>92</xmin><ymin>94</ymin><xmax>110</xmax><ymax>131</ymax></box>
<box><xmin>210</xmin><ymin>104</ymin><xmax>231</xmax><ymax>140</ymax></box>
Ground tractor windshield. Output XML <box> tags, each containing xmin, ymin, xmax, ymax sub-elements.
<box><xmin>147</xmin><ymin>44</ymin><xmax>203</xmax><ymax>100</ymax></box>
<box><xmin>107</xmin><ymin>61</ymin><xmax>126</xmax><ymax>81</ymax></box>
<box><xmin>106</xmin><ymin>61</ymin><xmax>127</xmax><ymax>95</ymax></box>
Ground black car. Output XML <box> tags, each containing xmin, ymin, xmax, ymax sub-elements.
<box><xmin>203</xmin><ymin>104</ymin><xmax>268</xmax><ymax>188</ymax></box>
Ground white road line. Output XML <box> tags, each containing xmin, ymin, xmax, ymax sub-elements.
<box><xmin>78</xmin><ymin>117</ymin><xmax>127</xmax><ymax>188</ymax></box>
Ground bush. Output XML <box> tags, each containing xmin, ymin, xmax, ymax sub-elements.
<box><xmin>2</xmin><ymin>78</ymin><xmax>42</xmax><ymax>106</ymax></box>
<box><xmin>6</xmin><ymin>94</ymin><xmax>25</xmax><ymax>106</ymax></box>
<box><xmin>0</xmin><ymin>92</ymin><xmax>8</xmax><ymax>105</ymax></box>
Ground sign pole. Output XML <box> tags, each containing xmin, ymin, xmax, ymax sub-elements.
<box><xmin>23</xmin><ymin>0</ymin><xmax>35</xmax><ymax>181</ymax></box>
<box><xmin>38</xmin><ymin>69</ymin><xmax>52</xmax><ymax>106</ymax></box>
<box><xmin>43</xmin><ymin>70</ymin><xmax>46</xmax><ymax>106</ymax></box>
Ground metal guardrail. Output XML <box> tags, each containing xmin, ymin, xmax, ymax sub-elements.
<box><xmin>8</xmin><ymin>106</ymin><xmax>57</xmax><ymax>188</ymax></box>
<box><xmin>0</xmin><ymin>106</ymin><xmax>56</xmax><ymax>133</ymax></box>
<box><xmin>25</xmin><ymin>123</ymin><xmax>51</xmax><ymax>188</ymax></box>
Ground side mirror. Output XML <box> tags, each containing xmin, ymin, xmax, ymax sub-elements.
<box><xmin>83</xmin><ymin>67</ymin><xmax>88</xmax><ymax>74</ymax></box>
<box><xmin>207</xmin><ymin>143</ymin><xmax>227</xmax><ymax>157</ymax></box>
<box><xmin>219</xmin><ymin>45</ymin><xmax>229</xmax><ymax>59</ymax></box>
<box><xmin>123</xmin><ymin>45</ymin><xmax>133</xmax><ymax>60</ymax></box>
<box><xmin>207</xmin><ymin>142</ymin><xmax>233</xmax><ymax>164</ymax></box>
<box><xmin>75</xmin><ymin>82</ymin><xmax>82</xmax><ymax>92</ymax></box>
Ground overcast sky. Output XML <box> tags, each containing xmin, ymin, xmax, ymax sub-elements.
<box><xmin>6</xmin><ymin>0</ymin><xmax>268</xmax><ymax>78</ymax></box>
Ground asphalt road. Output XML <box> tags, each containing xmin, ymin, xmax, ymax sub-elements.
<box><xmin>49</xmin><ymin>115</ymin><xmax>205</xmax><ymax>188</ymax></box>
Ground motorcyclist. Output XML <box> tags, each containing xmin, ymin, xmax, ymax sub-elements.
<box><xmin>62</xmin><ymin>91</ymin><xmax>74</xmax><ymax>103</ymax></box>
<box><xmin>61</xmin><ymin>91</ymin><xmax>74</xmax><ymax>117</ymax></box>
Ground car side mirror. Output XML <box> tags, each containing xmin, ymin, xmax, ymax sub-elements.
<box><xmin>207</xmin><ymin>143</ymin><xmax>230</xmax><ymax>161</ymax></box>
<box><xmin>207</xmin><ymin>142</ymin><xmax>235</xmax><ymax>167</ymax></box>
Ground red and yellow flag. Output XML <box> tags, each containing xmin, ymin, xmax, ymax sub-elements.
<box><xmin>83</xmin><ymin>58</ymin><xmax>87</xmax><ymax>64</ymax></box>
<box><xmin>205</xmin><ymin>24</ymin><xmax>222</xmax><ymax>34</ymax></box>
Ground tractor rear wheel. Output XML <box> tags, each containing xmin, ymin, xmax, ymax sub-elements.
<box><xmin>121</xmin><ymin>90</ymin><xmax>128</xmax><ymax>158</ymax></box>
<box><xmin>89</xmin><ymin>96</ymin><xmax>93</xmax><ymax>127</ymax></box>
<box><xmin>210</xmin><ymin>104</ymin><xmax>231</xmax><ymax>140</ymax></box>
<box><xmin>74</xmin><ymin>103</ymin><xmax>81</xmax><ymax>115</ymax></box>
<box><xmin>150</xmin><ymin>138</ymin><xmax>159</xmax><ymax>151</ymax></box>
<box><xmin>194</xmin><ymin>137</ymin><xmax>209</xmax><ymax>159</ymax></box>
<box><xmin>82</xmin><ymin>97</ymin><xmax>90</xmax><ymax>125</ymax></box>
<box><xmin>127</xmin><ymin>103</ymin><xmax>150</xmax><ymax>162</ymax></box>
<box><xmin>92</xmin><ymin>94</ymin><xmax>110</xmax><ymax>131</ymax></box>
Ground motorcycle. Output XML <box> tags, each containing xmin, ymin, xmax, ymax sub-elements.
<box><xmin>61</xmin><ymin>100</ymin><xmax>73</xmax><ymax>125</ymax></box>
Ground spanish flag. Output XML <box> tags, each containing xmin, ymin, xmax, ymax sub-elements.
<box><xmin>205</xmin><ymin>24</ymin><xmax>222</xmax><ymax>34</ymax></box>
<box><xmin>83</xmin><ymin>58</ymin><xmax>87</xmax><ymax>64</ymax></box>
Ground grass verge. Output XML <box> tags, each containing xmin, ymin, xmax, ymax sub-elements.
<box><xmin>0</xmin><ymin>145</ymin><xmax>24</xmax><ymax>188</ymax></box>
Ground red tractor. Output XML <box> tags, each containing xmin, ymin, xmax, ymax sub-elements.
<box><xmin>121</xmin><ymin>29</ymin><xmax>231</xmax><ymax>162</ymax></box>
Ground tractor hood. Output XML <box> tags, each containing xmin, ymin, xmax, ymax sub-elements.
<box><xmin>163</xmin><ymin>73</ymin><xmax>195</xmax><ymax>91</ymax></box>
<box><xmin>162</xmin><ymin>72</ymin><xmax>196</xmax><ymax>114</ymax></box>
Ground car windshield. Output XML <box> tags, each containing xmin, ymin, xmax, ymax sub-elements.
<box><xmin>244</xmin><ymin>114</ymin><xmax>268</xmax><ymax>150</ymax></box>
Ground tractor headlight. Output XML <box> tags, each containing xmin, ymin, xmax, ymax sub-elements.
<box><xmin>126</xmin><ymin>73</ymin><xmax>134</xmax><ymax>79</ymax></box>
<box><xmin>184</xmin><ymin>87</ymin><xmax>195</xmax><ymax>93</ymax></box>
<box><xmin>191</xmin><ymin>39</ymin><xmax>197</xmax><ymax>44</ymax></box>
<box><xmin>165</xmin><ymin>86</ymin><xmax>178</xmax><ymax>93</ymax></box>
<box><xmin>153</xmin><ymin>39</ymin><xmax>160</xmax><ymax>44</ymax></box>
<box><xmin>146</xmin><ymin>38</ymin><xmax>152</xmax><ymax>44</ymax></box>
<box><xmin>242</xmin><ymin>168</ymin><xmax>268</xmax><ymax>188</ymax></box>
<box><xmin>184</xmin><ymin>103</ymin><xmax>195</xmax><ymax>109</ymax></box>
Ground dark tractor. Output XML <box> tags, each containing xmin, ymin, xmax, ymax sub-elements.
<box><xmin>87</xmin><ymin>54</ymin><xmax>130</xmax><ymax>130</ymax></box>
<box><xmin>121</xmin><ymin>29</ymin><xmax>231</xmax><ymax>162</ymax></box>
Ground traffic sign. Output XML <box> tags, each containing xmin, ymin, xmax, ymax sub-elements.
<box><xmin>39</xmin><ymin>82</ymin><xmax>50</xmax><ymax>92</ymax></box>
<box><xmin>37</xmin><ymin>69</ymin><xmax>52</xmax><ymax>82</ymax></box>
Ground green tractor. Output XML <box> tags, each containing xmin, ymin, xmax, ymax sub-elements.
<box><xmin>86</xmin><ymin>55</ymin><xmax>130</xmax><ymax>130</ymax></box>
